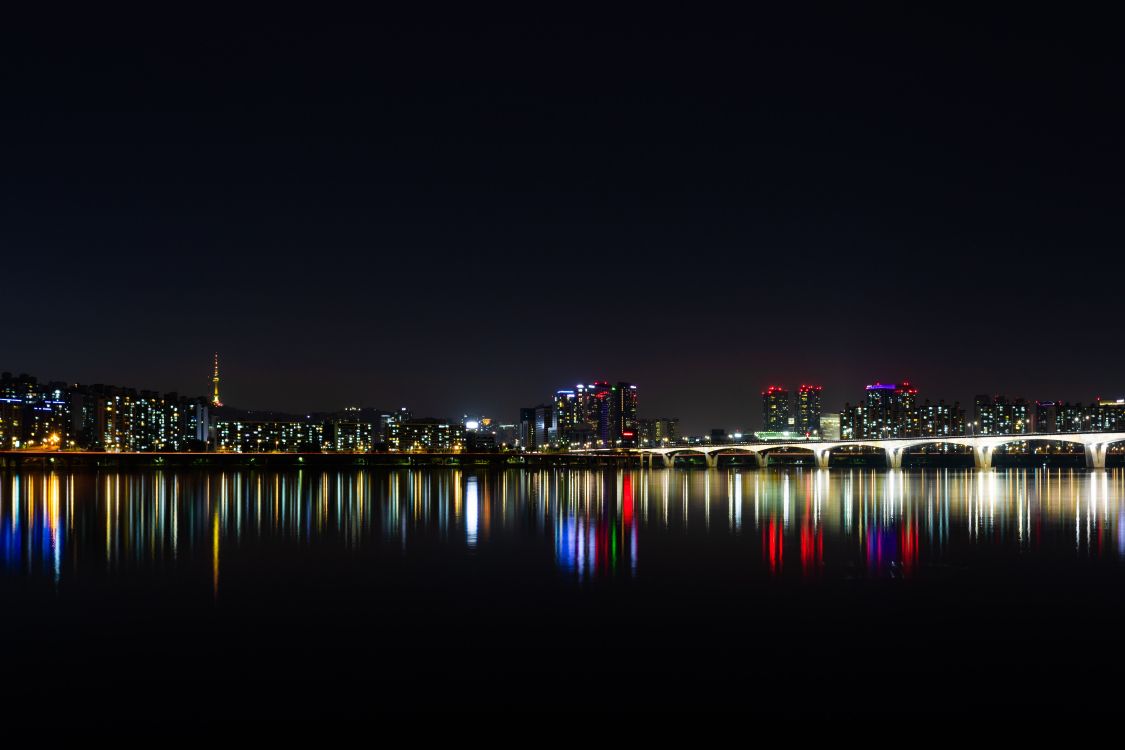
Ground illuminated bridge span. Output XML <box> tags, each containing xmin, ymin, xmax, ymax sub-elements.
<box><xmin>628</xmin><ymin>432</ymin><xmax>1125</xmax><ymax>470</ymax></box>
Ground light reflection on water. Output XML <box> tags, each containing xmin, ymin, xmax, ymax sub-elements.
<box><xmin>2</xmin><ymin>468</ymin><xmax>1124</xmax><ymax>590</ymax></box>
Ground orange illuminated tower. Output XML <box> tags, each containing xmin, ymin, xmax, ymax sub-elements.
<box><xmin>211</xmin><ymin>352</ymin><xmax>223</xmax><ymax>407</ymax></box>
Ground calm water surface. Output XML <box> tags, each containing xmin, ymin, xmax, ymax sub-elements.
<box><xmin>3</xmin><ymin>467</ymin><xmax>1124</xmax><ymax>717</ymax></box>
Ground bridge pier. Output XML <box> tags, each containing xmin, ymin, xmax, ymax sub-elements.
<box><xmin>704</xmin><ymin>452</ymin><xmax>718</xmax><ymax>469</ymax></box>
<box><xmin>754</xmin><ymin>451</ymin><xmax>768</xmax><ymax>469</ymax></box>
<box><xmin>814</xmin><ymin>449</ymin><xmax>832</xmax><ymax>469</ymax></box>
<box><xmin>884</xmin><ymin>447</ymin><xmax>904</xmax><ymax>469</ymax></box>
<box><xmin>973</xmin><ymin>445</ymin><xmax>993</xmax><ymax>470</ymax></box>
<box><xmin>1085</xmin><ymin>443</ymin><xmax>1108</xmax><ymax>469</ymax></box>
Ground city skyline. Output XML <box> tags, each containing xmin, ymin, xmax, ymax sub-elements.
<box><xmin>4</xmin><ymin>359</ymin><xmax>1122</xmax><ymax>449</ymax></box>
<box><xmin>6</xmin><ymin>351</ymin><xmax>1125</xmax><ymax>438</ymax></box>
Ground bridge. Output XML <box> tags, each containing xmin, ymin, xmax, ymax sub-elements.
<box><xmin>625</xmin><ymin>431</ymin><xmax>1125</xmax><ymax>470</ymax></box>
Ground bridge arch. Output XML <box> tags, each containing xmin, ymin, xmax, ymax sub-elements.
<box><xmin>814</xmin><ymin>442</ymin><xmax>888</xmax><ymax>468</ymax></box>
<box><xmin>985</xmin><ymin>435</ymin><xmax>1125</xmax><ymax>469</ymax></box>
<box><xmin>660</xmin><ymin>448</ymin><xmax>711</xmax><ymax>468</ymax></box>
<box><xmin>751</xmin><ymin>444</ymin><xmax>820</xmax><ymax>468</ymax></box>
<box><xmin>707</xmin><ymin>446</ymin><xmax>769</xmax><ymax>468</ymax></box>
<box><xmin>894</xmin><ymin>439</ymin><xmax>975</xmax><ymax>452</ymax></box>
<box><xmin>891</xmin><ymin>440</ymin><xmax>975</xmax><ymax>468</ymax></box>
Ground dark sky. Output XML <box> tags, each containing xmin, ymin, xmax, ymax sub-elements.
<box><xmin>3</xmin><ymin>9</ymin><xmax>1123</xmax><ymax>433</ymax></box>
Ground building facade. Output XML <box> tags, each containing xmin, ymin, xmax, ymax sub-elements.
<box><xmin>795</xmin><ymin>384</ymin><xmax>823</xmax><ymax>437</ymax></box>
<box><xmin>762</xmin><ymin>386</ymin><xmax>790</xmax><ymax>432</ymax></box>
<box><xmin>916</xmin><ymin>399</ymin><xmax>965</xmax><ymax>437</ymax></box>
<box><xmin>973</xmin><ymin>395</ymin><xmax>1030</xmax><ymax>435</ymax></box>
<box><xmin>820</xmin><ymin>412</ymin><xmax>841</xmax><ymax>440</ymax></box>
<box><xmin>2</xmin><ymin>372</ymin><xmax>211</xmax><ymax>451</ymax></box>
<box><xmin>386</xmin><ymin>419</ymin><xmax>466</xmax><ymax>452</ymax></box>
<box><xmin>840</xmin><ymin>381</ymin><xmax>921</xmax><ymax>439</ymax></box>
<box><xmin>638</xmin><ymin>417</ymin><xmax>679</xmax><ymax>447</ymax></box>
<box><xmin>214</xmin><ymin>420</ymin><xmax>324</xmax><ymax>452</ymax></box>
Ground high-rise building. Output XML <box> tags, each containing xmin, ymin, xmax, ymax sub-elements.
<box><xmin>519</xmin><ymin>407</ymin><xmax>536</xmax><ymax>449</ymax></box>
<box><xmin>820</xmin><ymin>412</ymin><xmax>841</xmax><ymax>440</ymax></box>
<box><xmin>536</xmin><ymin>404</ymin><xmax>556</xmax><ymax>447</ymax></box>
<box><xmin>326</xmin><ymin>420</ymin><xmax>378</xmax><ymax>452</ymax></box>
<box><xmin>386</xmin><ymin>418</ymin><xmax>466</xmax><ymax>452</ymax></box>
<box><xmin>615</xmin><ymin>382</ymin><xmax>638</xmax><ymax>446</ymax></box>
<box><xmin>0</xmin><ymin>372</ymin><xmax>212</xmax><ymax>452</ymax></box>
<box><xmin>864</xmin><ymin>381</ymin><xmax>918</xmax><ymax>437</ymax></box>
<box><xmin>1034</xmin><ymin>401</ymin><xmax>1058</xmax><ymax>433</ymax></box>
<box><xmin>762</xmin><ymin>386</ymin><xmax>790</xmax><ymax>432</ymax></box>
<box><xmin>974</xmin><ymin>395</ymin><xmax>1030</xmax><ymax>435</ymax></box>
<box><xmin>795</xmin><ymin>384</ymin><xmax>823</xmax><ymax>437</ymax></box>
<box><xmin>916</xmin><ymin>399</ymin><xmax>965</xmax><ymax>437</ymax></box>
<box><xmin>0</xmin><ymin>373</ymin><xmax>74</xmax><ymax>449</ymax></box>
<box><xmin>588</xmin><ymin>381</ymin><xmax>614</xmax><ymax>445</ymax></box>
<box><xmin>973</xmin><ymin>395</ymin><xmax>993</xmax><ymax>434</ymax></box>
<box><xmin>558</xmin><ymin>384</ymin><xmax>594</xmax><ymax>445</ymax></box>
<box><xmin>842</xmin><ymin>381</ymin><xmax>919</xmax><ymax>438</ymax></box>
<box><xmin>554</xmin><ymin>390</ymin><xmax>587</xmax><ymax>446</ymax></box>
<box><xmin>1094</xmin><ymin>398</ymin><xmax>1125</xmax><ymax>431</ymax></box>
<box><xmin>638</xmin><ymin>417</ymin><xmax>679</xmax><ymax>447</ymax></box>
<box><xmin>518</xmin><ymin>405</ymin><xmax>555</xmax><ymax>449</ymax></box>
<box><xmin>214</xmin><ymin>420</ymin><xmax>324</xmax><ymax>452</ymax></box>
<box><xmin>1007</xmin><ymin>398</ymin><xmax>1030</xmax><ymax>434</ymax></box>
<box><xmin>838</xmin><ymin>404</ymin><xmax>863</xmax><ymax>440</ymax></box>
<box><xmin>554</xmin><ymin>390</ymin><xmax>579</xmax><ymax>432</ymax></box>
<box><xmin>573</xmin><ymin>383</ymin><xmax>593</xmax><ymax>426</ymax></box>
<box><xmin>553</xmin><ymin>380</ymin><xmax>637</xmax><ymax>447</ymax></box>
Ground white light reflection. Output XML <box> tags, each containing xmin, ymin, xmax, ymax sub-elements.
<box><xmin>465</xmin><ymin>476</ymin><xmax>479</xmax><ymax>549</ymax></box>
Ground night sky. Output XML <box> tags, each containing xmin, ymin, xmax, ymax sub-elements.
<box><xmin>3</xmin><ymin>10</ymin><xmax>1123</xmax><ymax>432</ymax></box>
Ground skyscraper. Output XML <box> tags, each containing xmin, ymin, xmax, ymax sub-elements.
<box><xmin>563</xmin><ymin>380</ymin><xmax>638</xmax><ymax>447</ymax></box>
<box><xmin>519</xmin><ymin>404</ymin><xmax>555</xmax><ymax>449</ymax></box>
<box><xmin>917</xmin><ymin>399</ymin><xmax>965</xmax><ymax>437</ymax></box>
<box><xmin>795</xmin><ymin>384</ymin><xmax>823</xmax><ymax>436</ymax></box>
<box><xmin>588</xmin><ymin>381</ymin><xmax>613</xmax><ymax>445</ymax></box>
<box><xmin>519</xmin><ymin>407</ymin><xmax>536</xmax><ymax>449</ymax></box>
<box><xmin>974</xmin><ymin>395</ymin><xmax>1030</xmax><ymax>435</ymax></box>
<box><xmin>762</xmin><ymin>386</ymin><xmax>790</xmax><ymax>432</ymax></box>
<box><xmin>554</xmin><ymin>390</ymin><xmax>579</xmax><ymax>433</ymax></box>
<box><xmin>842</xmin><ymin>381</ymin><xmax>919</xmax><ymax>438</ymax></box>
<box><xmin>1094</xmin><ymin>399</ymin><xmax>1125</xmax><ymax>431</ymax></box>
<box><xmin>820</xmin><ymin>412</ymin><xmax>841</xmax><ymax>440</ymax></box>
<box><xmin>615</xmin><ymin>382</ymin><xmax>638</xmax><ymax>446</ymax></box>
<box><xmin>638</xmin><ymin>417</ymin><xmax>679</xmax><ymax>446</ymax></box>
<box><xmin>973</xmin><ymin>394</ymin><xmax>992</xmax><ymax>434</ymax></box>
<box><xmin>1034</xmin><ymin>401</ymin><xmax>1058</xmax><ymax>433</ymax></box>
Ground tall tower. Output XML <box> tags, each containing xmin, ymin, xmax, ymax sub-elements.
<box><xmin>762</xmin><ymin>385</ymin><xmax>790</xmax><ymax>432</ymax></box>
<box><xmin>211</xmin><ymin>352</ymin><xmax>223</xmax><ymax>408</ymax></box>
<box><xmin>796</xmin><ymin>384</ymin><xmax>823</xmax><ymax>436</ymax></box>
